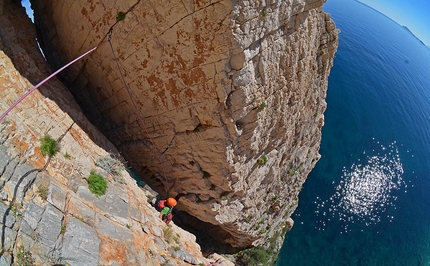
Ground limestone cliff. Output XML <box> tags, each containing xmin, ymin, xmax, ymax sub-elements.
<box><xmin>31</xmin><ymin>0</ymin><xmax>338</xmax><ymax>252</ymax></box>
<box><xmin>0</xmin><ymin>1</ymin><xmax>232</xmax><ymax>265</ymax></box>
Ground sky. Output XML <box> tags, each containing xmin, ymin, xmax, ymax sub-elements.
<box><xmin>357</xmin><ymin>0</ymin><xmax>430</xmax><ymax>46</ymax></box>
<box><xmin>21</xmin><ymin>0</ymin><xmax>33</xmax><ymax>21</ymax></box>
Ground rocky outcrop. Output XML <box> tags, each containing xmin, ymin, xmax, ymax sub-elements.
<box><xmin>31</xmin><ymin>0</ymin><xmax>338</xmax><ymax>251</ymax></box>
<box><xmin>0</xmin><ymin>1</ymin><xmax>233</xmax><ymax>265</ymax></box>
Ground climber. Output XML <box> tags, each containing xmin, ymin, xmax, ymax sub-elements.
<box><xmin>157</xmin><ymin>197</ymin><xmax>176</xmax><ymax>223</ymax></box>
<box><xmin>157</xmin><ymin>194</ymin><xmax>184</xmax><ymax>224</ymax></box>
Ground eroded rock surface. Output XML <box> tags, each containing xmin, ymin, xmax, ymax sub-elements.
<box><xmin>31</xmin><ymin>0</ymin><xmax>338</xmax><ymax>250</ymax></box>
<box><xmin>0</xmin><ymin>1</ymin><xmax>230</xmax><ymax>265</ymax></box>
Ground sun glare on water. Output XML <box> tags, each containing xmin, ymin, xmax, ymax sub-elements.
<box><xmin>315</xmin><ymin>140</ymin><xmax>406</xmax><ymax>233</ymax></box>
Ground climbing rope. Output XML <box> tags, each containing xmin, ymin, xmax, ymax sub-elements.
<box><xmin>0</xmin><ymin>45</ymin><xmax>101</xmax><ymax>121</ymax></box>
<box><xmin>0</xmin><ymin>26</ymin><xmax>171</xmax><ymax>195</ymax></box>
<box><xmin>107</xmin><ymin>27</ymin><xmax>170</xmax><ymax>196</ymax></box>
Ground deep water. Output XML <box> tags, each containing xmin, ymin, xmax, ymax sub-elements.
<box><xmin>277</xmin><ymin>0</ymin><xmax>430</xmax><ymax>265</ymax></box>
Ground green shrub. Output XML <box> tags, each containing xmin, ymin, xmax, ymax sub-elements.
<box><xmin>16</xmin><ymin>246</ymin><xmax>35</xmax><ymax>266</ymax></box>
<box><xmin>87</xmin><ymin>171</ymin><xmax>107</xmax><ymax>197</ymax></box>
<box><xmin>10</xmin><ymin>202</ymin><xmax>22</xmax><ymax>217</ymax></box>
<box><xmin>235</xmin><ymin>246</ymin><xmax>274</xmax><ymax>266</ymax></box>
<box><xmin>116</xmin><ymin>11</ymin><xmax>126</xmax><ymax>22</ymax></box>
<box><xmin>60</xmin><ymin>224</ymin><xmax>66</xmax><ymax>235</ymax></box>
<box><xmin>262</xmin><ymin>9</ymin><xmax>268</xmax><ymax>17</ymax></box>
<box><xmin>37</xmin><ymin>184</ymin><xmax>49</xmax><ymax>201</ymax></box>
<box><xmin>256</xmin><ymin>154</ymin><xmax>268</xmax><ymax>166</ymax></box>
<box><xmin>39</xmin><ymin>135</ymin><xmax>58</xmax><ymax>157</ymax></box>
<box><xmin>64</xmin><ymin>152</ymin><xmax>72</xmax><ymax>159</ymax></box>
<box><xmin>258</xmin><ymin>102</ymin><xmax>267</xmax><ymax>110</ymax></box>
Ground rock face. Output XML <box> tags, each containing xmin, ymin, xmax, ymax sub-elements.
<box><xmin>32</xmin><ymin>0</ymin><xmax>338</xmax><ymax>251</ymax></box>
<box><xmin>0</xmin><ymin>1</ymin><xmax>232</xmax><ymax>265</ymax></box>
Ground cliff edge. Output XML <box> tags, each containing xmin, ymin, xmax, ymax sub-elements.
<box><xmin>0</xmin><ymin>0</ymin><xmax>338</xmax><ymax>264</ymax></box>
<box><xmin>32</xmin><ymin>0</ymin><xmax>338</xmax><ymax>252</ymax></box>
<box><xmin>0</xmin><ymin>1</ymin><xmax>231</xmax><ymax>265</ymax></box>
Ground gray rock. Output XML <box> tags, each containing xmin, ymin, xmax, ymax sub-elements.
<box><xmin>153</xmin><ymin>237</ymin><xmax>167</xmax><ymax>251</ymax></box>
<box><xmin>151</xmin><ymin>224</ymin><xmax>162</xmax><ymax>237</ymax></box>
<box><xmin>61</xmin><ymin>216</ymin><xmax>100</xmax><ymax>266</ymax></box>
<box><xmin>19</xmin><ymin>219</ymin><xmax>35</xmax><ymax>237</ymax></box>
<box><xmin>0</xmin><ymin>157</ymin><xmax>19</xmax><ymax>188</ymax></box>
<box><xmin>76</xmin><ymin>185</ymin><xmax>97</xmax><ymax>204</ymax></box>
<box><xmin>136</xmin><ymin>250</ymin><xmax>147</xmax><ymax>266</ymax></box>
<box><xmin>22</xmin><ymin>200</ymin><xmax>45</xmax><ymax>230</ymax></box>
<box><xmin>0</xmin><ymin>201</ymin><xmax>16</xmax><ymax>228</ymax></box>
<box><xmin>4</xmin><ymin>162</ymin><xmax>38</xmax><ymax>200</ymax></box>
<box><xmin>68</xmin><ymin>196</ymin><xmax>95</xmax><ymax>224</ymax></box>
<box><xmin>36</xmin><ymin>204</ymin><xmax>63</xmax><ymax>248</ymax></box>
<box><xmin>171</xmin><ymin>246</ymin><xmax>201</xmax><ymax>264</ymax></box>
<box><xmin>94</xmin><ymin>214</ymin><xmax>133</xmax><ymax>241</ymax></box>
<box><xmin>47</xmin><ymin>183</ymin><xmax>66</xmax><ymax>211</ymax></box>
<box><xmin>94</xmin><ymin>213</ymin><xmax>118</xmax><ymax>238</ymax></box>
<box><xmin>141</xmin><ymin>223</ymin><xmax>150</xmax><ymax>234</ymax></box>
<box><xmin>95</xmin><ymin>186</ymin><xmax>129</xmax><ymax>225</ymax></box>
<box><xmin>0</xmin><ymin>226</ymin><xmax>17</xmax><ymax>251</ymax></box>
<box><xmin>0</xmin><ymin>145</ymin><xmax>11</xmax><ymax>174</ymax></box>
<box><xmin>0</xmin><ymin>252</ymin><xmax>12</xmax><ymax>266</ymax></box>
<box><xmin>129</xmin><ymin>205</ymin><xmax>141</xmax><ymax>221</ymax></box>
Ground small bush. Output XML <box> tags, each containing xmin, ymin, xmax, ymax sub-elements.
<box><xmin>16</xmin><ymin>246</ymin><xmax>35</xmax><ymax>266</ymax></box>
<box><xmin>235</xmin><ymin>246</ymin><xmax>274</xmax><ymax>266</ymax></box>
<box><xmin>96</xmin><ymin>155</ymin><xmax>125</xmax><ymax>183</ymax></box>
<box><xmin>173</xmin><ymin>233</ymin><xmax>180</xmax><ymax>244</ymax></box>
<box><xmin>10</xmin><ymin>202</ymin><xmax>22</xmax><ymax>217</ymax></box>
<box><xmin>64</xmin><ymin>152</ymin><xmax>71</xmax><ymax>159</ymax></box>
<box><xmin>87</xmin><ymin>171</ymin><xmax>107</xmax><ymax>197</ymax></box>
<box><xmin>262</xmin><ymin>9</ymin><xmax>268</xmax><ymax>17</ymax></box>
<box><xmin>37</xmin><ymin>184</ymin><xmax>49</xmax><ymax>201</ymax></box>
<box><xmin>258</xmin><ymin>102</ymin><xmax>267</xmax><ymax>110</ymax></box>
<box><xmin>39</xmin><ymin>135</ymin><xmax>58</xmax><ymax>157</ymax></box>
<box><xmin>116</xmin><ymin>11</ymin><xmax>126</xmax><ymax>22</ymax></box>
<box><xmin>60</xmin><ymin>224</ymin><xmax>66</xmax><ymax>235</ymax></box>
<box><xmin>256</xmin><ymin>154</ymin><xmax>267</xmax><ymax>166</ymax></box>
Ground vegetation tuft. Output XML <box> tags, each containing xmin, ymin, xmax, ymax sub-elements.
<box><xmin>39</xmin><ymin>134</ymin><xmax>58</xmax><ymax>157</ymax></box>
<box><xmin>10</xmin><ymin>202</ymin><xmax>22</xmax><ymax>218</ymax></box>
<box><xmin>60</xmin><ymin>224</ymin><xmax>67</xmax><ymax>235</ymax></box>
<box><xmin>235</xmin><ymin>246</ymin><xmax>274</xmax><ymax>266</ymax></box>
<box><xmin>63</xmin><ymin>152</ymin><xmax>72</xmax><ymax>160</ymax></box>
<box><xmin>37</xmin><ymin>184</ymin><xmax>49</xmax><ymax>201</ymax></box>
<box><xmin>15</xmin><ymin>246</ymin><xmax>35</xmax><ymax>266</ymax></box>
<box><xmin>116</xmin><ymin>11</ymin><xmax>126</xmax><ymax>22</ymax></box>
<box><xmin>95</xmin><ymin>155</ymin><xmax>125</xmax><ymax>183</ymax></box>
<box><xmin>87</xmin><ymin>171</ymin><xmax>108</xmax><ymax>197</ymax></box>
<box><xmin>258</xmin><ymin>102</ymin><xmax>267</xmax><ymax>110</ymax></box>
<box><xmin>256</xmin><ymin>154</ymin><xmax>268</xmax><ymax>166</ymax></box>
<box><xmin>262</xmin><ymin>9</ymin><xmax>268</xmax><ymax>17</ymax></box>
<box><xmin>163</xmin><ymin>226</ymin><xmax>175</xmax><ymax>244</ymax></box>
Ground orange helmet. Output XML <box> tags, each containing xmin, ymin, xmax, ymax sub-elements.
<box><xmin>166</xmin><ymin>198</ymin><xmax>177</xmax><ymax>207</ymax></box>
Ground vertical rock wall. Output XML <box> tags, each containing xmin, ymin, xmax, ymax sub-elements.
<box><xmin>0</xmin><ymin>1</ymin><xmax>231</xmax><ymax>265</ymax></box>
<box><xmin>32</xmin><ymin>0</ymin><xmax>338</xmax><ymax>250</ymax></box>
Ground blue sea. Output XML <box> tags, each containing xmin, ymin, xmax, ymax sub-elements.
<box><xmin>277</xmin><ymin>0</ymin><xmax>430</xmax><ymax>265</ymax></box>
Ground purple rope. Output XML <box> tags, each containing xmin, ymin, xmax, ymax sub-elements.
<box><xmin>107</xmin><ymin>31</ymin><xmax>170</xmax><ymax>196</ymax></box>
<box><xmin>0</xmin><ymin>46</ymin><xmax>99</xmax><ymax>121</ymax></box>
